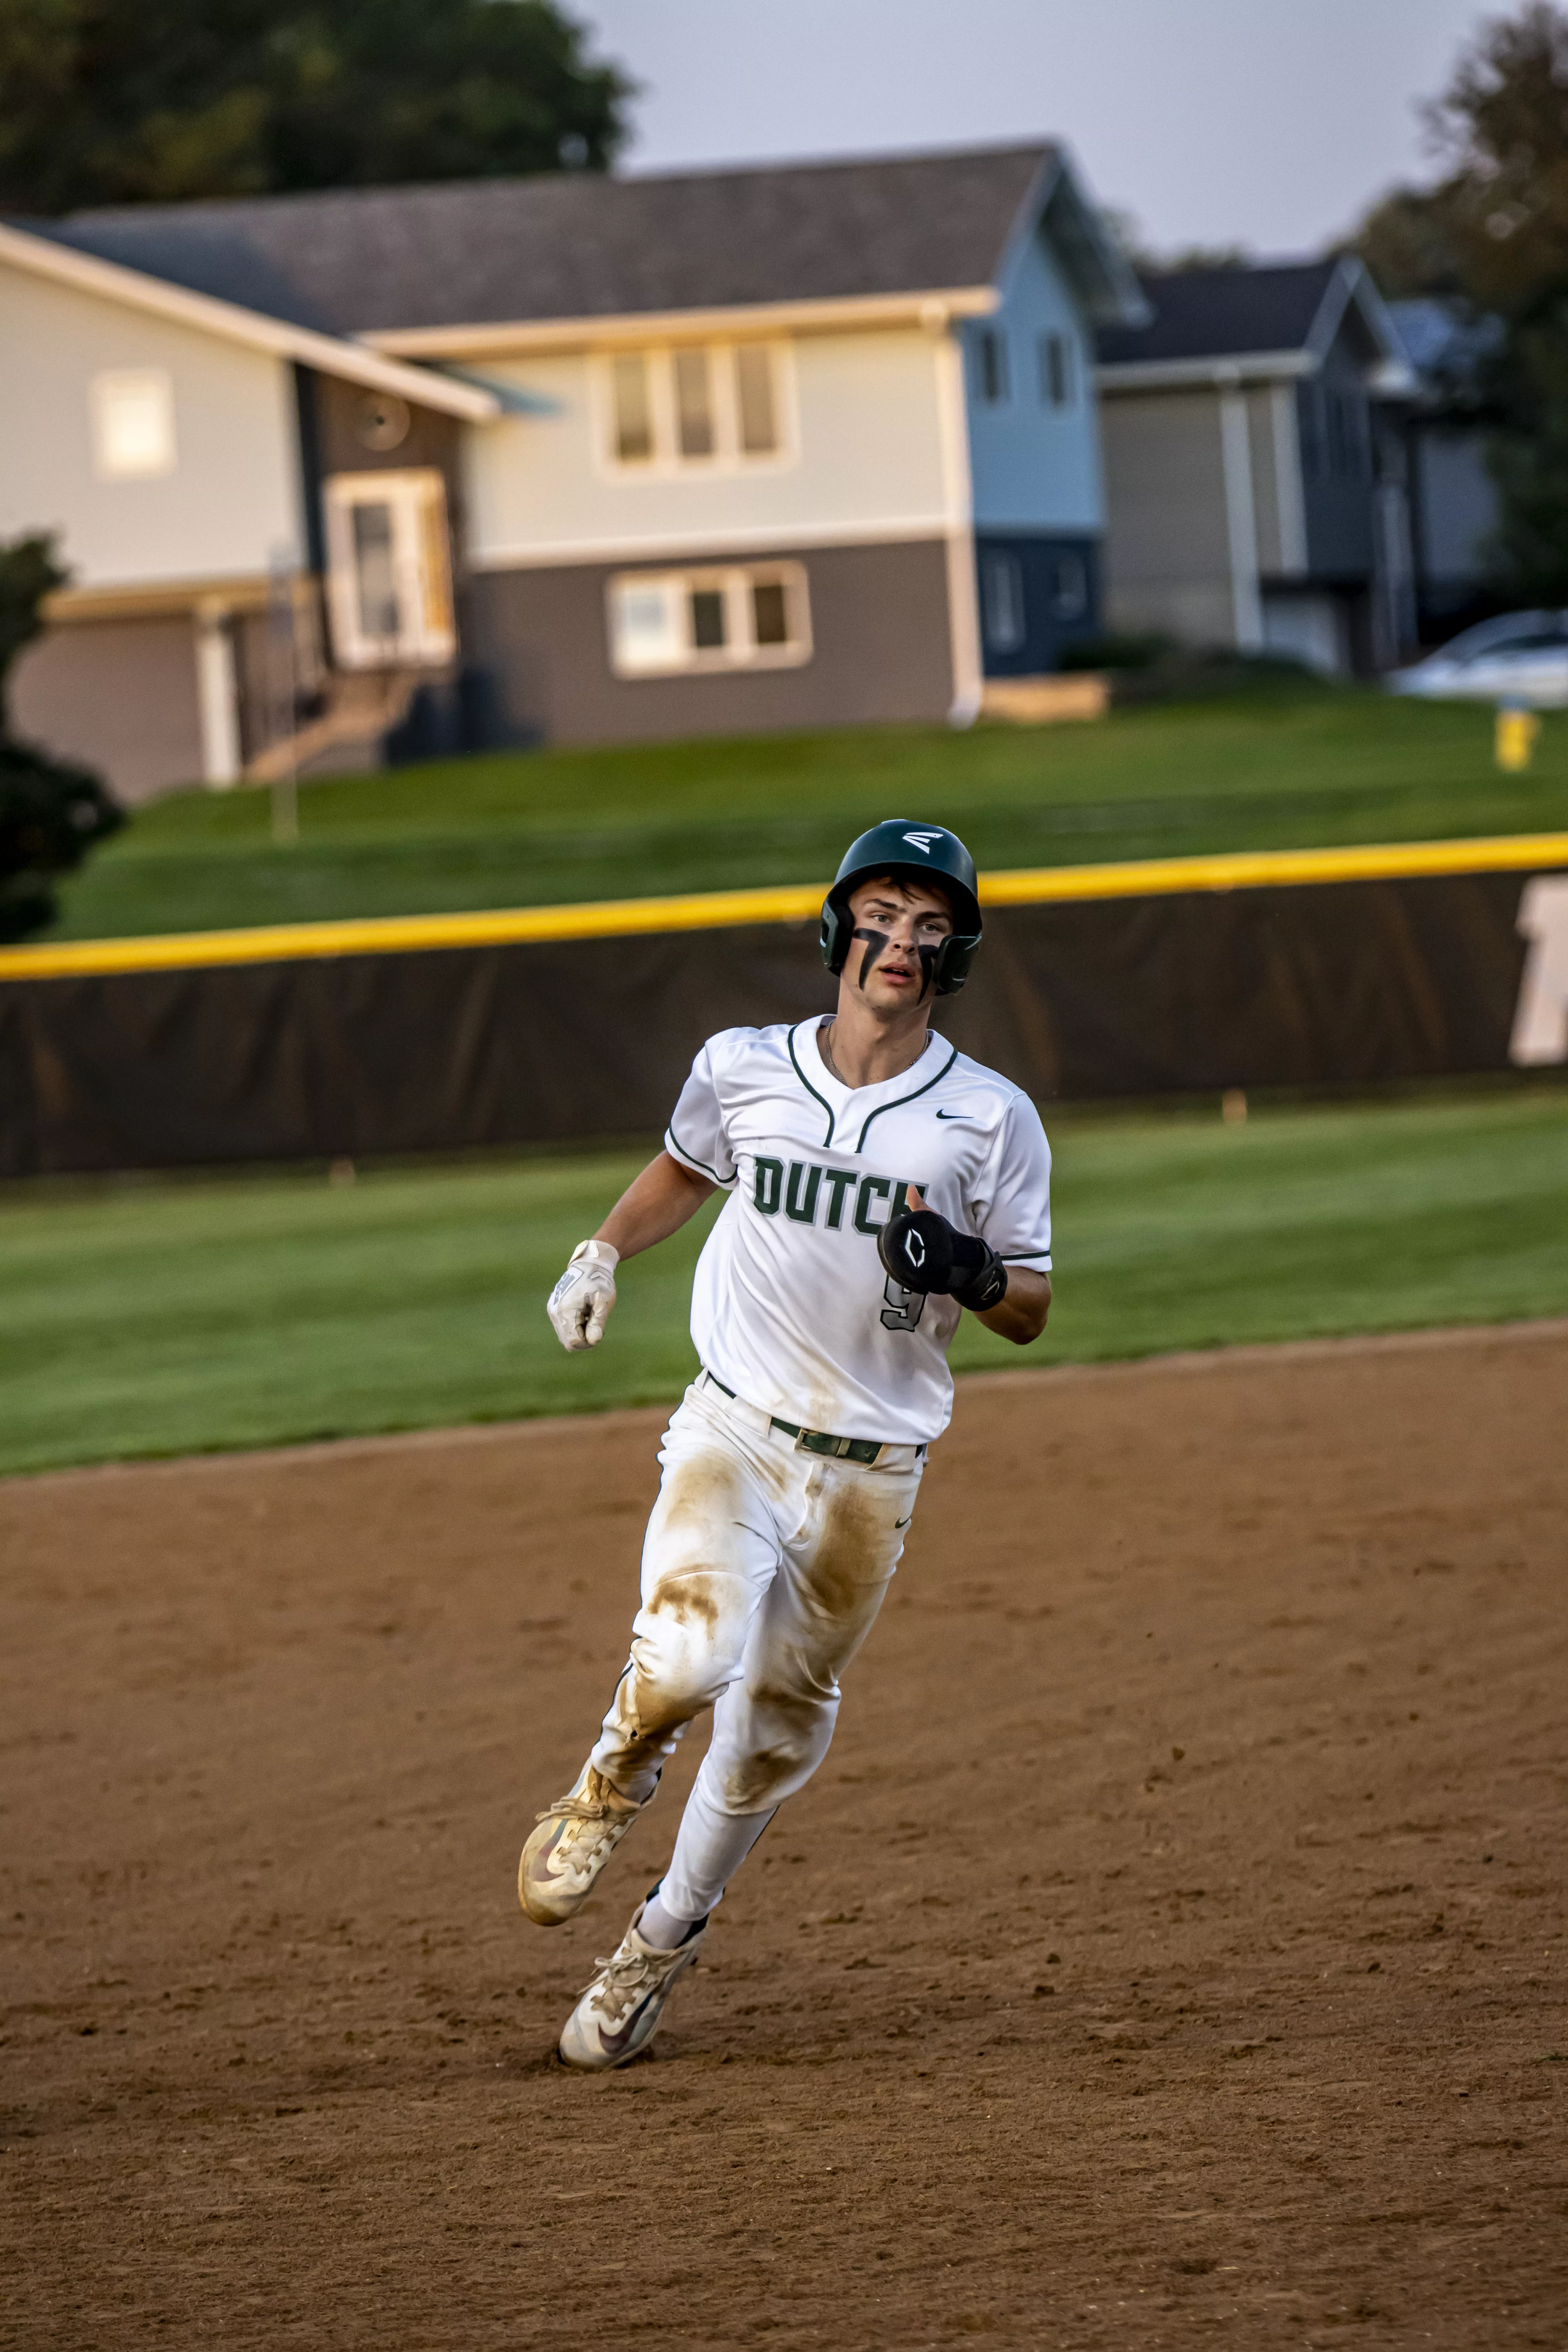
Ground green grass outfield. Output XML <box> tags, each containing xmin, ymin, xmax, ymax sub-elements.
<box><xmin>50</xmin><ymin>684</ymin><xmax>1568</xmax><ymax>941</ymax></box>
<box><xmin>3</xmin><ymin>1084</ymin><xmax>1564</xmax><ymax>1477</ymax></box>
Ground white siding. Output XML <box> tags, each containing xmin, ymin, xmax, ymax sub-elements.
<box><xmin>964</xmin><ymin>228</ymin><xmax>1104</xmax><ymax>533</ymax></box>
<box><xmin>463</xmin><ymin>326</ymin><xmax>952</xmax><ymax>567</ymax></box>
<box><xmin>0</xmin><ymin>261</ymin><xmax>302</xmax><ymax>589</ymax></box>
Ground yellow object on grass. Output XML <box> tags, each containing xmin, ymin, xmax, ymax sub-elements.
<box><xmin>1496</xmin><ymin>705</ymin><xmax>1541</xmax><ymax>771</ymax></box>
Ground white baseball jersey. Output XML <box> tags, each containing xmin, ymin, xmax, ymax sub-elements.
<box><xmin>663</xmin><ymin>1019</ymin><xmax>1052</xmax><ymax>1446</ymax></box>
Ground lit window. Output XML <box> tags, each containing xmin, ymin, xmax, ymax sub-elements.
<box><xmin>607</xmin><ymin>563</ymin><xmax>810</xmax><ymax>677</ymax></box>
<box><xmin>323</xmin><ymin>469</ymin><xmax>456</xmax><ymax>668</ymax></box>
<box><xmin>734</xmin><ymin>345</ymin><xmax>778</xmax><ymax>455</ymax></box>
<box><xmin>974</xmin><ymin>328</ymin><xmax>1010</xmax><ymax>405</ymax></box>
<box><xmin>603</xmin><ymin>344</ymin><xmax>786</xmax><ymax>469</ymax></box>
<box><xmin>611</xmin><ymin>353</ymin><xmax>655</xmax><ymax>462</ymax></box>
<box><xmin>90</xmin><ymin>368</ymin><xmax>176</xmax><ymax>479</ymax></box>
<box><xmin>611</xmin><ymin>580</ymin><xmax>685</xmax><ymax>673</ymax></box>
<box><xmin>981</xmin><ymin>552</ymin><xmax>1026</xmax><ymax>653</ymax></box>
<box><xmin>1039</xmin><ymin>333</ymin><xmax>1076</xmax><ymax>408</ymax></box>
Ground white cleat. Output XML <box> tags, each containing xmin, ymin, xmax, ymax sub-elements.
<box><xmin>557</xmin><ymin>1899</ymin><xmax>707</xmax><ymax>2072</ymax></box>
<box><xmin>518</xmin><ymin>1764</ymin><xmax>647</xmax><ymax>1927</ymax></box>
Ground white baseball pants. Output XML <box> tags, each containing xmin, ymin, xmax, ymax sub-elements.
<box><xmin>588</xmin><ymin>1375</ymin><xmax>924</xmax><ymax>1921</ymax></box>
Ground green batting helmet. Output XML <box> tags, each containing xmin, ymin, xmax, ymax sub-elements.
<box><xmin>819</xmin><ymin>820</ymin><xmax>983</xmax><ymax>997</ymax></box>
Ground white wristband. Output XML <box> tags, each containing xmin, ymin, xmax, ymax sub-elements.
<box><xmin>570</xmin><ymin>1238</ymin><xmax>619</xmax><ymax>1270</ymax></box>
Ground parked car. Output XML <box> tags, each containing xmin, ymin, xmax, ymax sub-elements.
<box><xmin>1387</xmin><ymin>611</ymin><xmax>1568</xmax><ymax>706</ymax></box>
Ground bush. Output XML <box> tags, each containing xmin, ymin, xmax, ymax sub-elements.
<box><xmin>0</xmin><ymin>740</ymin><xmax>122</xmax><ymax>941</ymax></box>
<box><xmin>1057</xmin><ymin>631</ymin><xmax>1172</xmax><ymax>672</ymax></box>
<box><xmin>0</xmin><ymin>532</ymin><xmax>123</xmax><ymax>942</ymax></box>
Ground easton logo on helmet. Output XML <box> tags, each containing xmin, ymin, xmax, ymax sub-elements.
<box><xmin>902</xmin><ymin>831</ymin><xmax>941</xmax><ymax>853</ymax></box>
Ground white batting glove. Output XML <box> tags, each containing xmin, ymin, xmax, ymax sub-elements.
<box><xmin>546</xmin><ymin>1239</ymin><xmax>619</xmax><ymax>1352</ymax></box>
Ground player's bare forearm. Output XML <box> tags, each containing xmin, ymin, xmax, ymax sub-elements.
<box><xmin>975</xmin><ymin>1268</ymin><xmax>1051</xmax><ymax>1345</ymax></box>
<box><xmin>595</xmin><ymin>1151</ymin><xmax>716</xmax><ymax>1262</ymax></box>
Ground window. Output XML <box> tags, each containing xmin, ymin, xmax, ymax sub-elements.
<box><xmin>603</xmin><ymin>344</ymin><xmax>788</xmax><ymax>470</ymax></box>
<box><xmin>1038</xmin><ymin>333</ymin><xmax>1076</xmax><ymax>408</ymax></box>
<box><xmin>974</xmin><ymin>328</ymin><xmax>1010</xmax><ymax>405</ymax></box>
<box><xmin>673</xmin><ymin>347</ymin><xmax>714</xmax><ymax>459</ymax></box>
<box><xmin>90</xmin><ymin>368</ymin><xmax>176</xmax><ymax>479</ymax></box>
<box><xmin>1051</xmin><ymin>552</ymin><xmax>1089</xmax><ymax>620</ymax></box>
<box><xmin>735</xmin><ymin>344</ymin><xmax>778</xmax><ymax>455</ymax></box>
<box><xmin>607</xmin><ymin>563</ymin><xmax>811</xmax><ymax>677</ymax></box>
<box><xmin>980</xmin><ymin>552</ymin><xmax>1026</xmax><ymax>654</ymax></box>
<box><xmin>611</xmin><ymin>353</ymin><xmax>655</xmax><ymax>461</ymax></box>
<box><xmin>323</xmin><ymin>469</ymin><xmax>456</xmax><ymax>668</ymax></box>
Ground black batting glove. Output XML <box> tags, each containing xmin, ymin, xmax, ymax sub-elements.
<box><xmin>878</xmin><ymin>1208</ymin><xmax>1009</xmax><ymax>1314</ymax></box>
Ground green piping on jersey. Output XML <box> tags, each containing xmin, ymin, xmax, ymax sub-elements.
<box><xmin>854</xmin><ymin>1043</ymin><xmax>960</xmax><ymax>1152</ymax></box>
<box><xmin>7</xmin><ymin>831</ymin><xmax>1567</xmax><ymax>980</ymax></box>
<box><xmin>664</xmin><ymin>1123</ymin><xmax>733</xmax><ymax>1188</ymax></box>
<box><xmin>787</xmin><ymin>1022</ymin><xmax>837</xmax><ymax>1147</ymax></box>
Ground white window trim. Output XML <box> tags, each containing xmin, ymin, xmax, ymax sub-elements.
<box><xmin>606</xmin><ymin>560</ymin><xmax>812</xmax><ymax>678</ymax></box>
<box><xmin>323</xmin><ymin>467</ymin><xmax>456</xmax><ymax>670</ymax></box>
<box><xmin>592</xmin><ymin>341</ymin><xmax>798</xmax><ymax>480</ymax></box>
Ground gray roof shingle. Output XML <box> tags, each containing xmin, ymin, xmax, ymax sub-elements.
<box><xmin>35</xmin><ymin>144</ymin><xmax>1058</xmax><ymax>337</ymax></box>
<box><xmin>1098</xmin><ymin>260</ymin><xmax>1343</xmax><ymax>367</ymax></box>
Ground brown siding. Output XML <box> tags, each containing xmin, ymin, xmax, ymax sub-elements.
<box><xmin>308</xmin><ymin>374</ymin><xmax>467</xmax><ymax>562</ymax></box>
<box><xmin>10</xmin><ymin>617</ymin><xmax>203</xmax><ymax>806</ymax></box>
<box><xmin>464</xmin><ymin>537</ymin><xmax>954</xmax><ymax>747</ymax></box>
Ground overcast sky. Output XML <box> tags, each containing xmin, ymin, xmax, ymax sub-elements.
<box><xmin>578</xmin><ymin>0</ymin><xmax>1496</xmax><ymax>258</ymax></box>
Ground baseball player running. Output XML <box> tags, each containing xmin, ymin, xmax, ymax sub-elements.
<box><xmin>522</xmin><ymin>821</ymin><xmax>1052</xmax><ymax>2069</ymax></box>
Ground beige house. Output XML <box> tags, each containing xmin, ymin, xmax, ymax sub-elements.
<box><xmin>1096</xmin><ymin>259</ymin><xmax>1417</xmax><ymax>675</ymax></box>
<box><xmin>0</xmin><ymin>223</ymin><xmax>496</xmax><ymax>803</ymax></box>
<box><xmin>7</xmin><ymin>144</ymin><xmax>1144</xmax><ymax>802</ymax></box>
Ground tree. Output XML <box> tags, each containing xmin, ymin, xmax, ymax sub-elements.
<box><xmin>1348</xmin><ymin>5</ymin><xmax>1568</xmax><ymax>600</ymax></box>
<box><xmin>1105</xmin><ymin>208</ymin><xmax>1254</xmax><ymax>277</ymax></box>
<box><xmin>0</xmin><ymin>0</ymin><xmax>633</xmax><ymax>215</ymax></box>
<box><xmin>0</xmin><ymin>536</ymin><xmax>123</xmax><ymax>943</ymax></box>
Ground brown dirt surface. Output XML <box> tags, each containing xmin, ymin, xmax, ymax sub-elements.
<box><xmin>3</xmin><ymin>1328</ymin><xmax>1566</xmax><ymax>2351</ymax></box>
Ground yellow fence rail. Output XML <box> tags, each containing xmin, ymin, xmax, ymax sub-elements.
<box><xmin>3</xmin><ymin>830</ymin><xmax>1567</xmax><ymax>982</ymax></box>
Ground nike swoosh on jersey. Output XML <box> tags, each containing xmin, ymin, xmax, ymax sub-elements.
<box><xmin>935</xmin><ymin>1108</ymin><xmax>964</xmax><ymax>1120</ymax></box>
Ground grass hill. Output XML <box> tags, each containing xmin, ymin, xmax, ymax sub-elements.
<box><xmin>49</xmin><ymin>682</ymin><xmax>1568</xmax><ymax>942</ymax></box>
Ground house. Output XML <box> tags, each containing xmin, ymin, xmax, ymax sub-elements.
<box><xmin>0</xmin><ymin>222</ymin><xmax>498</xmax><ymax>803</ymax></box>
<box><xmin>1385</xmin><ymin>297</ymin><xmax>1504</xmax><ymax>646</ymax></box>
<box><xmin>5</xmin><ymin>142</ymin><xmax>1145</xmax><ymax>803</ymax></box>
<box><xmin>1095</xmin><ymin>258</ymin><xmax>1418</xmax><ymax>675</ymax></box>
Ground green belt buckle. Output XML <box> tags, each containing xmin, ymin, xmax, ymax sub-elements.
<box><xmin>794</xmin><ymin>1426</ymin><xmax>882</xmax><ymax>1465</ymax></box>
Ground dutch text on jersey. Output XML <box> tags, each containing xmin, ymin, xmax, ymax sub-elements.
<box><xmin>750</xmin><ymin>1156</ymin><xmax>920</xmax><ymax>1233</ymax></box>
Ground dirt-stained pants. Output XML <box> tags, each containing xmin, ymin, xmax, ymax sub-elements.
<box><xmin>589</xmin><ymin>1376</ymin><xmax>924</xmax><ymax>1921</ymax></box>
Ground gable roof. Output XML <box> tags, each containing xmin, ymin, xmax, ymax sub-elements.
<box><xmin>1097</xmin><ymin>256</ymin><xmax>1413</xmax><ymax>390</ymax></box>
<box><xmin>41</xmin><ymin>142</ymin><xmax>1145</xmax><ymax>348</ymax></box>
<box><xmin>0</xmin><ymin>219</ymin><xmax>497</xmax><ymax>417</ymax></box>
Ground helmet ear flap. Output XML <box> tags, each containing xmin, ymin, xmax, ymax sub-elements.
<box><xmin>932</xmin><ymin>933</ymin><xmax>980</xmax><ymax>996</ymax></box>
<box><xmin>819</xmin><ymin>893</ymin><xmax>851</xmax><ymax>976</ymax></box>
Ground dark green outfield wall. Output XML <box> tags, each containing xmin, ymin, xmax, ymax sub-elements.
<box><xmin>1</xmin><ymin>862</ymin><xmax>1561</xmax><ymax>1177</ymax></box>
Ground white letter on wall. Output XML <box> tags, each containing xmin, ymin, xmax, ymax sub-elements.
<box><xmin>1510</xmin><ymin>875</ymin><xmax>1568</xmax><ymax>1064</ymax></box>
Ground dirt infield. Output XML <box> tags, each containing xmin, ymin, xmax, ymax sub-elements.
<box><xmin>2</xmin><ymin>1328</ymin><xmax>1565</xmax><ymax>2351</ymax></box>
